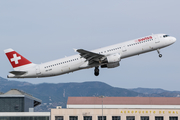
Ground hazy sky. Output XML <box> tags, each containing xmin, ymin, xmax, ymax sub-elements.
<box><xmin>0</xmin><ymin>1</ymin><xmax>180</xmax><ymax>91</ymax></box>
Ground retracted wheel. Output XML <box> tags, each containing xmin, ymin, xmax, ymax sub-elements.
<box><xmin>94</xmin><ymin>67</ymin><xmax>99</xmax><ymax>76</ymax></box>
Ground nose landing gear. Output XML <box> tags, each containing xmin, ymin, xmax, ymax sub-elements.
<box><xmin>94</xmin><ymin>66</ymin><xmax>99</xmax><ymax>76</ymax></box>
<box><xmin>157</xmin><ymin>49</ymin><xmax>162</xmax><ymax>58</ymax></box>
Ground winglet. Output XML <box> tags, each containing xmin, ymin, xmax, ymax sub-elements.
<box><xmin>73</xmin><ymin>48</ymin><xmax>77</xmax><ymax>52</ymax></box>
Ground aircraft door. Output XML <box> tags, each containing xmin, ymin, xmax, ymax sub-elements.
<box><xmin>154</xmin><ymin>35</ymin><xmax>160</xmax><ymax>43</ymax></box>
<box><xmin>36</xmin><ymin>65</ymin><xmax>41</xmax><ymax>75</ymax></box>
<box><xmin>122</xmin><ymin>46</ymin><xmax>127</xmax><ymax>52</ymax></box>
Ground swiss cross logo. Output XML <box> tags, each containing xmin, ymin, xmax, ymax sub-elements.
<box><xmin>11</xmin><ymin>54</ymin><xmax>21</xmax><ymax>64</ymax></box>
<box><xmin>5</xmin><ymin>50</ymin><xmax>32</xmax><ymax>68</ymax></box>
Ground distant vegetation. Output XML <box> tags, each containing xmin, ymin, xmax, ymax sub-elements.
<box><xmin>0</xmin><ymin>77</ymin><xmax>180</xmax><ymax>112</ymax></box>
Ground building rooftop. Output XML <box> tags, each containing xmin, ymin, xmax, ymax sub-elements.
<box><xmin>0</xmin><ymin>89</ymin><xmax>41</xmax><ymax>107</ymax></box>
<box><xmin>4</xmin><ymin>89</ymin><xmax>33</xmax><ymax>96</ymax></box>
<box><xmin>67</xmin><ymin>97</ymin><xmax>180</xmax><ymax>105</ymax></box>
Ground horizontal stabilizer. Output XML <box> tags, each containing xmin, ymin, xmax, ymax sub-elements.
<box><xmin>9</xmin><ymin>71</ymin><xmax>27</xmax><ymax>75</ymax></box>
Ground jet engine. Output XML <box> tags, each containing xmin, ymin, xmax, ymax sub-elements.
<box><xmin>101</xmin><ymin>53</ymin><xmax>121</xmax><ymax>68</ymax></box>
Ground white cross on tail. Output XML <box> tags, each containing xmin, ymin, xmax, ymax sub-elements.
<box><xmin>11</xmin><ymin>54</ymin><xmax>21</xmax><ymax>64</ymax></box>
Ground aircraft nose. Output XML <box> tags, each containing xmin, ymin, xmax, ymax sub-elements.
<box><xmin>168</xmin><ymin>36</ymin><xmax>176</xmax><ymax>45</ymax></box>
<box><xmin>172</xmin><ymin>37</ymin><xmax>176</xmax><ymax>43</ymax></box>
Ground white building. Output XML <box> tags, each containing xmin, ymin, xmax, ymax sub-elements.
<box><xmin>51</xmin><ymin>97</ymin><xmax>180</xmax><ymax>120</ymax></box>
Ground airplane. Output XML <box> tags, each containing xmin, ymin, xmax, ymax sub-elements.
<box><xmin>4</xmin><ymin>33</ymin><xmax>176</xmax><ymax>78</ymax></box>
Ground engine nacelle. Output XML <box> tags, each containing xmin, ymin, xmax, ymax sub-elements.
<box><xmin>108</xmin><ymin>62</ymin><xmax>120</xmax><ymax>68</ymax></box>
<box><xmin>106</xmin><ymin>53</ymin><xmax>121</xmax><ymax>63</ymax></box>
<box><xmin>101</xmin><ymin>53</ymin><xmax>121</xmax><ymax>68</ymax></box>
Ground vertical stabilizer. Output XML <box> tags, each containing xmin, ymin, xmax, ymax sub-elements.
<box><xmin>4</xmin><ymin>48</ymin><xmax>34</xmax><ymax>70</ymax></box>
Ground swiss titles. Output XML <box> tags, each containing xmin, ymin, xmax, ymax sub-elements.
<box><xmin>138</xmin><ymin>36</ymin><xmax>152</xmax><ymax>42</ymax></box>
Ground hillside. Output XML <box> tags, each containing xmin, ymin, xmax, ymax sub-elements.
<box><xmin>0</xmin><ymin>77</ymin><xmax>140</xmax><ymax>111</ymax></box>
<box><xmin>0</xmin><ymin>77</ymin><xmax>180</xmax><ymax>112</ymax></box>
<box><xmin>129</xmin><ymin>87</ymin><xmax>168</xmax><ymax>94</ymax></box>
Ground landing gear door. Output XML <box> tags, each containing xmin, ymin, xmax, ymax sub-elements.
<box><xmin>122</xmin><ymin>46</ymin><xmax>127</xmax><ymax>52</ymax></box>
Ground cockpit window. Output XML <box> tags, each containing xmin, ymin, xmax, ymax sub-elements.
<box><xmin>163</xmin><ymin>35</ymin><xmax>169</xmax><ymax>38</ymax></box>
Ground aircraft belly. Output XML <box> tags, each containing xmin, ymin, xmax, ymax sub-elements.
<box><xmin>60</xmin><ymin>62</ymin><xmax>82</xmax><ymax>74</ymax></box>
<box><xmin>121</xmin><ymin>43</ymin><xmax>154</xmax><ymax>59</ymax></box>
<box><xmin>121</xmin><ymin>46</ymin><xmax>140</xmax><ymax>58</ymax></box>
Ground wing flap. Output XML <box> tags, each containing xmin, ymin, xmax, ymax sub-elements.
<box><xmin>77</xmin><ymin>49</ymin><xmax>105</xmax><ymax>64</ymax></box>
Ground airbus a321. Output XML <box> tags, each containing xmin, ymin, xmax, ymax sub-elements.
<box><xmin>4</xmin><ymin>34</ymin><xmax>176</xmax><ymax>78</ymax></box>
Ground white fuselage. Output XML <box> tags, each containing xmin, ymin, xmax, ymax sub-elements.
<box><xmin>7</xmin><ymin>34</ymin><xmax>176</xmax><ymax>78</ymax></box>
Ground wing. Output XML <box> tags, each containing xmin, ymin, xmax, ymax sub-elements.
<box><xmin>76</xmin><ymin>49</ymin><xmax>105</xmax><ymax>65</ymax></box>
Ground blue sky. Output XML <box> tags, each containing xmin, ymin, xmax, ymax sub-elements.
<box><xmin>0</xmin><ymin>0</ymin><xmax>180</xmax><ymax>91</ymax></box>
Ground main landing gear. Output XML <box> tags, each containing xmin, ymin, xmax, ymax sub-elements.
<box><xmin>157</xmin><ymin>49</ymin><xmax>162</xmax><ymax>58</ymax></box>
<box><xmin>94</xmin><ymin>66</ymin><xmax>99</xmax><ymax>76</ymax></box>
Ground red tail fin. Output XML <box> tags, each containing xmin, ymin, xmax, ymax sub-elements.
<box><xmin>4</xmin><ymin>48</ymin><xmax>32</xmax><ymax>68</ymax></box>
